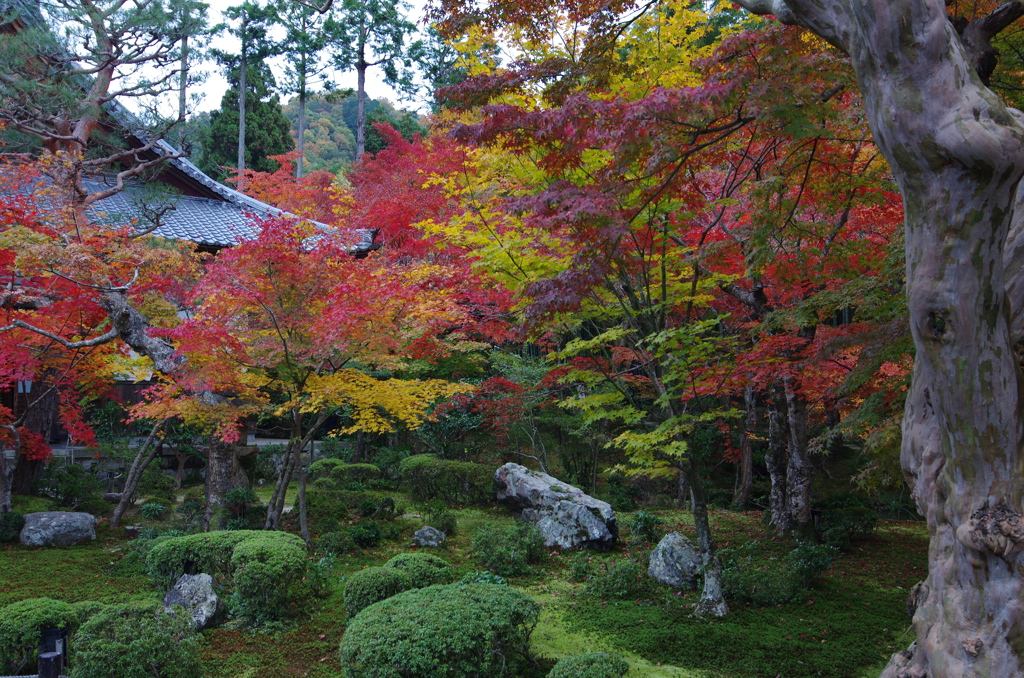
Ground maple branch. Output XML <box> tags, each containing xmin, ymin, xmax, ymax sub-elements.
<box><xmin>0</xmin><ymin>319</ymin><xmax>119</xmax><ymax>348</ymax></box>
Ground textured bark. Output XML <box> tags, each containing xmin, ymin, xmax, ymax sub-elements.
<box><xmin>733</xmin><ymin>384</ymin><xmax>756</xmax><ymax>507</ymax></box>
<box><xmin>766</xmin><ymin>392</ymin><xmax>791</xmax><ymax>534</ymax></box>
<box><xmin>734</xmin><ymin>0</ymin><xmax>1024</xmax><ymax>675</ymax></box>
<box><xmin>688</xmin><ymin>457</ymin><xmax>728</xmax><ymax>617</ymax></box>
<box><xmin>783</xmin><ymin>376</ymin><xmax>814</xmax><ymax>539</ymax></box>
<box><xmin>203</xmin><ymin>439</ymin><xmax>249</xmax><ymax>531</ymax></box>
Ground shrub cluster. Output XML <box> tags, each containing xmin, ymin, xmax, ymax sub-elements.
<box><xmin>399</xmin><ymin>454</ymin><xmax>492</xmax><ymax>504</ymax></box>
<box><xmin>71</xmin><ymin>602</ymin><xmax>201</xmax><ymax>678</ymax></box>
<box><xmin>626</xmin><ymin>510</ymin><xmax>664</xmax><ymax>545</ymax></box>
<box><xmin>423</xmin><ymin>501</ymin><xmax>457</xmax><ymax>536</ymax></box>
<box><xmin>338</xmin><ymin>583</ymin><xmax>540</xmax><ymax>678</ymax></box>
<box><xmin>720</xmin><ymin>541</ymin><xmax>839</xmax><ymax>606</ymax></box>
<box><xmin>0</xmin><ymin>597</ymin><xmax>81</xmax><ymax>675</ymax></box>
<box><xmin>818</xmin><ymin>498</ymin><xmax>879</xmax><ymax>551</ymax></box>
<box><xmin>0</xmin><ymin>511</ymin><xmax>25</xmax><ymax>542</ymax></box>
<box><xmin>146</xmin><ymin>530</ymin><xmax>318</xmax><ymax>624</ymax></box>
<box><xmin>548</xmin><ymin>653</ymin><xmax>630</xmax><ymax>678</ymax></box>
<box><xmin>583</xmin><ymin>560</ymin><xmax>648</xmax><ymax>600</ymax></box>
<box><xmin>472</xmin><ymin>522</ymin><xmax>547</xmax><ymax>577</ymax></box>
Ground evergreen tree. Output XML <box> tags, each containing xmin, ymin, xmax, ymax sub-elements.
<box><xmin>205</xmin><ymin>63</ymin><xmax>294</xmax><ymax>179</ymax></box>
<box><xmin>331</xmin><ymin>0</ymin><xmax>421</xmax><ymax>159</ymax></box>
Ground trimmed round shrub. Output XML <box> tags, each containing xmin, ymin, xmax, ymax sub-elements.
<box><xmin>385</xmin><ymin>552</ymin><xmax>453</xmax><ymax>588</ymax></box>
<box><xmin>318</xmin><ymin>530</ymin><xmax>356</xmax><ymax>556</ymax></box>
<box><xmin>339</xmin><ymin>583</ymin><xmax>540</xmax><ymax>678</ymax></box>
<box><xmin>71</xmin><ymin>602</ymin><xmax>201</xmax><ymax>678</ymax></box>
<box><xmin>472</xmin><ymin>522</ymin><xmax>546</xmax><ymax>577</ymax></box>
<box><xmin>230</xmin><ymin>533</ymin><xmax>309</xmax><ymax>623</ymax></box>
<box><xmin>331</xmin><ymin>463</ymin><xmax>383</xmax><ymax>487</ymax></box>
<box><xmin>0</xmin><ymin>511</ymin><xmax>25</xmax><ymax>542</ymax></box>
<box><xmin>548</xmin><ymin>653</ymin><xmax>629</xmax><ymax>678</ymax></box>
<box><xmin>0</xmin><ymin>597</ymin><xmax>81</xmax><ymax>674</ymax></box>
<box><xmin>343</xmin><ymin>567</ymin><xmax>411</xmax><ymax>617</ymax></box>
<box><xmin>309</xmin><ymin>458</ymin><xmax>348</xmax><ymax>480</ymax></box>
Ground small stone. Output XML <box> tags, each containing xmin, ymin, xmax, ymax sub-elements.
<box><xmin>20</xmin><ymin>512</ymin><xmax>97</xmax><ymax>547</ymax></box>
<box><xmin>413</xmin><ymin>526</ymin><xmax>446</xmax><ymax>547</ymax></box>
<box><xmin>648</xmin><ymin>532</ymin><xmax>701</xmax><ymax>589</ymax></box>
<box><xmin>164</xmin><ymin>573</ymin><xmax>223</xmax><ymax>631</ymax></box>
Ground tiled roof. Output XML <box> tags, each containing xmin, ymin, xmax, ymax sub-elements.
<box><xmin>0</xmin><ymin>0</ymin><xmax>382</xmax><ymax>254</ymax></box>
<box><xmin>83</xmin><ymin>179</ymin><xmax>265</xmax><ymax>248</ymax></box>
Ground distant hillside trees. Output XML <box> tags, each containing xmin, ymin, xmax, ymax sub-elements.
<box><xmin>281</xmin><ymin>93</ymin><xmax>423</xmax><ymax>173</ymax></box>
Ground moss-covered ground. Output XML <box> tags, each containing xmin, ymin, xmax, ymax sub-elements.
<box><xmin>0</xmin><ymin>493</ymin><xmax>927</xmax><ymax>678</ymax></box>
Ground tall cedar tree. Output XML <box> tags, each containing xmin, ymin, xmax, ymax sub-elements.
<box><xmin>206</xmin><ymin>62</ymin><xmax>294</xmax><ymax>179</ymax></box>
<box><xmin>331</xmin><ymin>0</ymin><xmax>420</xmax><ymax>158</ymax></box>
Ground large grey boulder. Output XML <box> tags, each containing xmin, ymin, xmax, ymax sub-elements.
<box><xmin>413</xmin><ymin>526</ymin><xmax>446</xmax><ymax>547</ymax></box>
<box><xmin>494</xmin><ymin>463</ymin><xmax>617</xmax><ymax>550</ymax></box>
<box><xmin>19</xmin><ymin>512</ymin><xmax>97</xmax><ymax>547</ymax></box>
<box><xmin>164</xmin><ymin>574</ymin><xmax>223</xmax><ymax>630</ymax></box>
<box><xmin>648</xmin><ymin>532</ymin><xmax>701</xmax><ymax>589</ymax></box>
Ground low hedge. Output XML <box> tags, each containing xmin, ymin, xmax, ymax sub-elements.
<box><xmin>548</xmin><ymin>653</ymin><xmax>629</xmax><ymax>678</ymax></box>
<box><xmin>343</xmin><ymin>567</ymin><xmax>411</xmax><ymax>617</ymax></box>
<box><xmin>71</xmin><ymin>602</ymin><xmax>201</xmax><ymax>678</ymax></box>
<box><xmin>384</xmin><ymin>553</ymin><xmax>453</xmax><ymax>588</ymax></box>
<box><xmin>398</xmin><ymin>454</ymin><xmax>493</xmax><ymax>504</ymax></box>
<box><xmin>338</xmin><ymin>583</ymin><xmax>540</xmax><ymax>678</ymax></box>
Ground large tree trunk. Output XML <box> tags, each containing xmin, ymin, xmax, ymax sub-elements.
<box><xmin>736</xmin><ymin>0</ymin><xmax>1024</xmax><ymax>674</ymax></box>
<box><xmin>765</xmin><ymin>390</ymin><xmax>790</xmax><ymax>533</ymax></box>
<box><xmin>236</xmin><ymin>14</ymin><xmax>248</xmax><ymax>189</ymax></box>
<box><xmin>203</xmin><ymin>439</ymin><xmax>249</xmax><ymax>531</ymax></box>
<box><xmin>297</xmin><ymin>66</ymin><xmax>306</xmax><ymax>179</ymax></box>
<box><xmin>783</xmin><ymin>376</ymin><xmax>814</xmax><ymax>540</ymax></box>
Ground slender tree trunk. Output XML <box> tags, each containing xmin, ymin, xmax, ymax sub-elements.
<box><xmin>297</xmin><ymin>59</ymin><xmax>306</xmax><ymax>179</ymax></box>
<box><xmin>298</xmin><ymin>452</ymin><xmax>311</xmax><ymax>548</ymax></box>
<box><xmin>236</xmin><ymin>13</ymin><xmax>248</xmax><ymax>189</ymax></box>
<box><xmin>178</xmin><ymin>34</ymin><xmax>188</xmax><ymax>123</ymax></box>
<box><xmin>264</xmin><ymin>443</ymin><xmax>294</xmax><ymax>529</ymax></box>
<box><xmin>765</xmin><ymin>390</ymin><xmax>790</xmax><ymax>533</ymax></box>
<box><xmin>733</xmin><ymin>383</ymin><xmax>756</xmax><ymax>507</ymax></box>
<box><xmin>0</xmin><ymin>425</ymin><xmax>18</xmax><ymax>514</ymax></box>
<box><xmin>174</xmin><ymin>450</ymin><xmax>188</xmax><ymax>490</ymax></box>
<box><xmin>111</xmin><ymin>421</ymin><xmax>166</xmax><ymax>528</ymax></box>
<box><xmin>355</xmin><ymin>61</ymin><xmax>367</xmax><ymax>159</ymax></box>
<box><xmin>688</xmin><ymin>457</ymin><xmax>728</xmax><ymax>617</ymax></box>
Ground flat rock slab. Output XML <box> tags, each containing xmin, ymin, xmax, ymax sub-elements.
<box><xmin>20</xmin><ymin>512</ymin><xmax>97</xmax><ymax>547</ymax></box>
<box><xmin>494</xmin><ymin>463</ymin><xmax>617</xmax><ymax>550</ymax></box>
<box><xmin>648</xmin><ymin>532</ymin><xmax>701</xmax><ymax>589</ymax></box>
<box><xmin>164</xmin><ymin>573</ymin><xmax>223</xmax><ymax>631</ymax></box>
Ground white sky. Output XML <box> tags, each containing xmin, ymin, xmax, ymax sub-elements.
<box><xmin>193</xmin><ymin>0</ymin><xmax>429</xmax><ymax>115</ymax></box>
